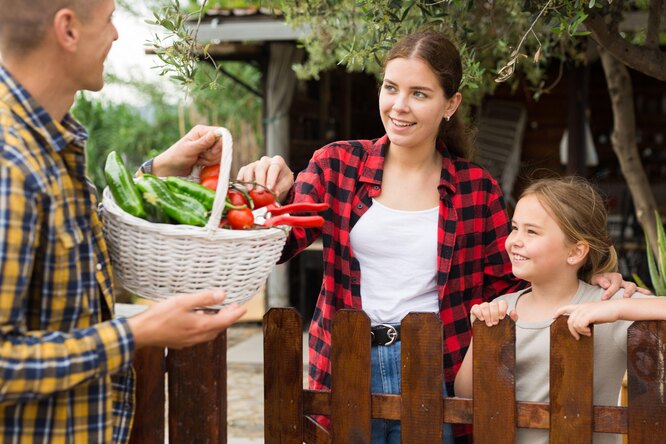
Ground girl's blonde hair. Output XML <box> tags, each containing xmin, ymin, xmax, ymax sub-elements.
<box><xmin>520</xmin><ymin>176</ymin><xmax>618</xmax><ymax>282</ymax></box>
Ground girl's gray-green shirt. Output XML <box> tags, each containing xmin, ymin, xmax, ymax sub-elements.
<box><xmin>496</xmin><ymin>280</ymin><xmax>650</xmax><ymax>443</ymax></box>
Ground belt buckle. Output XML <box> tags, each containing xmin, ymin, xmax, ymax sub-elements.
<box><xmin>378</xmin><ymin>323</ymin><xmax>398</xmax><ymax>346</ymax></box>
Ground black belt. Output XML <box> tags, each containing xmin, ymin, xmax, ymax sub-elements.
<box><xmin>371</xmin><ymin>324</ymin><xmax>401</xmax><ymax>346</ymax></box>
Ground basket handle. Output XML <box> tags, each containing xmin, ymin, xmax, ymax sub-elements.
<box><xmin>206</xmin><ymin>127</ymin><xmax>233</xmax><ymax>232</ymax></box>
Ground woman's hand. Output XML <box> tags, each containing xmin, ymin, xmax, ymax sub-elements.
<box><xmin>590</xmin><ymin>272</ymin><xmax>652</xmax><ymax>300</ymax></box>
<box><xmin>469</xmin><ymin>300</ymin><xmax>516</xmax><ymax>326</ymax></box>
<box><xmin>553</xmin><ymin>301</ymin><xmax>621</xmax><ymax>340</ymax></box>
<box><xmin>236</xmin><ymin>155</ymin><xmax>294</xmax><ymax>202</ymax></box>
<box><xmin>152</xmin><ymin>125</ymin><xmax>223</xmax><ymax>178</ymax></box>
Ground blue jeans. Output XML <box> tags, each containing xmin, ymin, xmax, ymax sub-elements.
<box><xmin>370</xmin><ymin>340</ymin><xmax>454</xmax><ymax>444</ymax></box>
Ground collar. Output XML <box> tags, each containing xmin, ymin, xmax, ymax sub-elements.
<box><xmin>357</xmin><ymin>134</ymin><xmax>458</xmax><ymax>196</ymax></box>
<box><xmin>0</xmin><ymin>65</ymin><xmax>88</xmax><ymax>153</ymax></box>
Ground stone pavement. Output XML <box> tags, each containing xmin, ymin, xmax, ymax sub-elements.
<box><xmin>226</xmin><ymin>323</ymin><xmax>308</xmax><ymax>444</ymax></box>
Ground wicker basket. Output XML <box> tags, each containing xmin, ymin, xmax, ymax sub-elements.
<box><xmin>102</xmin><ymin>128</ymin><xmax>288</xmax><ymax>305</ymax></box>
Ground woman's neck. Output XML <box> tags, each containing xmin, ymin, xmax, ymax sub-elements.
<box><xmin>386</xmin><ymin>140</ymin><xmax>441</xmax><ymax>173</ymax></box>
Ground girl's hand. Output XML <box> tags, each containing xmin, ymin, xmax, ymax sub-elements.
<box><xmin>590</xmin><ymin>272</ymin><xmax>652</xmax><ymax>300</ymax></box>
<box><xmin>236</xmin><ymin>155</ymin><xmax>294</xmax><ymax>201</ymax></box>
<box><xmin>553</xmin><ymin>301</ymin><xmax>621</xmax><ymax>340</ymax></box>
<box><xmin>470</xmin><ymin>300</ymin><xmax>517</xmax><ymax>326</ymax></box>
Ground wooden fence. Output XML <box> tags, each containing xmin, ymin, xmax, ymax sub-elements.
<box><xmin>263</xmin><ymin>307</ymin><xmax>666</xmax><ymax>443</ymax></box>
<box><xmin>128</xmin><ymin>333</ymin><xmax>228</xmax><ymax>444</ymax></box>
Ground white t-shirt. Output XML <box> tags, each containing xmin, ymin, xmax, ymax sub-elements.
<box><xmin>496</xmin><ymin>281</ymin><xmax>652</xmax><ymax>444</ymax></box>
<box><xmin>350</xmin><ymin>199</ymin><xmax>439</xmax><ymax>325</ymax></box>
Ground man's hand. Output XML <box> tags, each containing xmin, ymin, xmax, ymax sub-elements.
<box><xmin>128</xmin><ymin>291</ymin><xmax>246</xmax><ymax>350</ymax></box>
<box><xmin>152</xmin><ymin>125</ymin><xmax>223</xmax><ymax>178</ymax></box>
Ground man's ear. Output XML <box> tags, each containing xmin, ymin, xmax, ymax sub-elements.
<box><xmin>52</xmin><ymin>9</ymin><xmax>79</xmax><ymax>52</ymax></box>
<box><xmin>567</xmin><ymin>241</ymin><xmax>589</xmax><ymax>266</ymax></box>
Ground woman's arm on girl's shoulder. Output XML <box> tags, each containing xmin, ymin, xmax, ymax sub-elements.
<box><xmin>454</xmin><ymin>340</ymin><xmax>474</xmax><ymax>399</ymax></box>
<box><xmin>554</xmin><ymin>297</ymin><xmax>666</xmax><ymax>340</ymax></box>
<box><xmin>590</xmin><ymin>272</ymin><xmax>652</xmax><ymax>300</ymax></box>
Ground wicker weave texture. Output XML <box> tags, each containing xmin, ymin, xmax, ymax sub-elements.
<box><xmin>101</xmin><ymin>128</ymin><xmax>287</xmax><ymax>305</ymax></box>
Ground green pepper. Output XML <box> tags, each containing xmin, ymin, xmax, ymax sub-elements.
<box><xmin>171</xmin><ymin>190</ymin><xmax>209</xmax><ymax>222</ymax></box>
<box><xmin>104</xmin><ymin>151</ymin><xmax>146</xmax><ymax>219</ymax></box>
<box><xmin>165</xmin><ymin>176</ymin><xmax>216</xmax><ymax>211</ymax></box>
<box><xmin>135</xmin><ymin>175</ymin><xmax>207</xmax><ymax>227</ymax></box>
<box><xmin>136</xmin><ymin>180</ymin><xmax>171</xmax><ymax>224</ymax></box>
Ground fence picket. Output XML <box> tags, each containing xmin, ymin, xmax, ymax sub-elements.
<box><xmin>472</xmin><ymin>317</ymin><xmax>516</xmax><ymax>443</ymax></box>
<box><xmin>129</xmin><ymin>347</ymin><xmax>165</xmax><ymax>444</ymax></box>
<box><xmin>628</xmin><ymin>320</ymin><xmax>666</xmax><ymax>443</ymax></box>
<box><xmin>401</xmin><ymin>313</ymin><xmax>443</xmax><ymax>443</ymax></box>
<box><xmin>167</xmin><ymin>333</ymin><xmax>227</xmax><ymax>444</ymax></box>
<box><xmin>550</xmin><ymin>317</ymin><xmax>594</xmax><ymax>443</ymax></box>
<box><xmin>263</xmin><ymin>308</ymin><xmax>303</xmax><ymax>444</ymax></box>
<box><xmin>331</xmin><ymin>310</ymin><xmax>371</xmax><ymax>443</ymax></box>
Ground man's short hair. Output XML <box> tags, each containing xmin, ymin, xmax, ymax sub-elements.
<box><xmin>0</xmin><ymin>0</ymin><xmax>99</xmax><ymax>56</ymax></box>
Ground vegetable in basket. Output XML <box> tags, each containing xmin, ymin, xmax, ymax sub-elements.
<box><xmin>166</xmin><ymin>176</ymin><xmax>216</xmax><ymax>211</ymax></box>
<box><xmin>136</xmin><ymin>174</ymin><xmax>207</xmax><ymax>227</ymax></box>
<box><xmin>104</xmin><ymin>151</ymin><xmax>146</xmax><ymax>219</ymax></box>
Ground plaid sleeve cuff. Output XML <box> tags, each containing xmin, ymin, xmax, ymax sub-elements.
<box><xmin>137</xmin><ymin>158</ymin><xmax>153</xmax><ymax>176</ymax></box>
<box><xmin>94</xmin><ymin>318</ymin><xmax>136</xmax><ymax>376</ymax></box>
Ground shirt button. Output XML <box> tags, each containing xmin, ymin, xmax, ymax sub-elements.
<box><xmin>373</xmin><ymin>185</ymin><xmax>380</xmax><ymax>190</ymax></box>
<box><xmin>357</xmin><ymin>203</ymin><xmax>363</xmax><ymax>209</ymax></box>
<box><xmin>96</xmin><ymin>263</ymin><xmax>103</xmax><ymax>271</ymax></box>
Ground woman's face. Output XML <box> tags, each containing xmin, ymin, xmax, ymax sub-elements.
<box><xmin>379</xmin><ymin>57</ymin><xmax>458</xmax><ymax>151</ymax></box>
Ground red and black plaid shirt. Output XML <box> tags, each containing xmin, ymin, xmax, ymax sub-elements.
<box><xmin>280</xmin><ymin>133</ymin><xmax>525</xmax><ymax>401</ymax></box>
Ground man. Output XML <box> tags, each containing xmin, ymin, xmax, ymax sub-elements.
<box><xmin>0</xmin><ymin>1</ymin><xmax>245</xmax><ymax>442</ymax></box>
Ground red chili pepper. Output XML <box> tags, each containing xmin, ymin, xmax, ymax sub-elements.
<box><xmin>265</xmin><ymin>202</ymin><xmax>329</xmax><ymax>216</ymax></box>
<box><xmin>264</xmin><ymin>215</ymin><xmax>325</xmax><ymax>228</ymax></box>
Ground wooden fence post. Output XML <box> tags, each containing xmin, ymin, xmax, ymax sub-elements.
<box><xmin>129</xmin><ymin>347</ymin><xmax>165</xmax><ymax>444</ymax></box>
<box><xmin>473</xmin><ymin>317</ymin><xmax>516</xmax><ymax>443</ymax></box>
<box><xmin>401</xmin><ymin>313</ymin><xmax>443</xmax><ymax>443</ymax></box>
<box><xmin>550</xmin><ymin>317</ymin><xmax>594</xmax><ymax>443</ymax></box>
<box><xmin>167</xmin><ymin>333</ymin><xmax>227</xmax><ymax>444</ymax></box>
<box><xmin>264</xmin><ymin>308</ymin><xmax>304</xmax><ymax>444</ymax></box>
<box><xmin>627</xmin><ymin>320</ymin><xmax>666</xmax><ymax>443</ymax></box>
<box><xmin>331</xmin><ymin>310</ymin><xmax>371</xmax><ymax>443</ymax></box>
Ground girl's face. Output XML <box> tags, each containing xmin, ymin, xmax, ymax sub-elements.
<box><xmin>505</xmin><ymin>194</ymin><xmax>578</xmax><ymax>284</ymax></box>
<box><xmin>379</xmin><ymin>57</ymin><xmax>460</xmax><ymax>152</ymax></box>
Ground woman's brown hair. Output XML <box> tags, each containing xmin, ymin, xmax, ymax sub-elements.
<box><xmin>384</xmin><ymin>29</ymin><xmax>474</xmax><ymax>159</ymax></box>
<box><xmin>520</xmin><ymin>177</ymin><xmax>618</xmax><ymax>283</ymax></box>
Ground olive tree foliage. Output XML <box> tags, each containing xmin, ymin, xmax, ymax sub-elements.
<box><xmin>272</xmin><ymin>0</ymin><xmax>665</xmax><ymax>255</ymax></box>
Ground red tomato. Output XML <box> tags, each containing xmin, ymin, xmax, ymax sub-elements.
<box><xmin>249</xmin><ymin>188</ymin><xmax>276</xmax><ymax>209</ymax></box>
<box><xmin>227</xmin><ymin>190</ymin><xmax>248</xmax><ymax>207</ymax></box>
<box><xmin>200</xmin><ymin>164</ymin><xmax>220</xmax><ymax>183</ymax></box>
<box><xmin>201</xmin><ymin>176</ymin><xmax>218</xmax><ymax>191</ymax></box>
<box><xmin>226</xmin><ymin>207</ymin><xmax>254</xmax><ymax>230</ymax></box>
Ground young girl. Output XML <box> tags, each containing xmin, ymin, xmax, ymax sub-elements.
<box><xmin>454</xmin><ymin>176</ymin><xmax>658</xmax><ymax>443</ymax></box>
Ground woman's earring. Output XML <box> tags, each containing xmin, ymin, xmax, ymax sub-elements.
<box><xmin>445</xmin><ymin>116</ymin><xmax>450</xmax><ymax>122</ymax></box>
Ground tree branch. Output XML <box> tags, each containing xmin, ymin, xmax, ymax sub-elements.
<box><xmin>646</xmin><ymin>0</ymin><xmax>663</xmax><ymax>48</ymax></box>
<box><xmin>585</xmin><ymin>11</ymin><xmax>666</xmax><ymax>81</ymax></box>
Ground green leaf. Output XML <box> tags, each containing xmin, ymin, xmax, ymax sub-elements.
<box><xmin>632</xmin><ymin>273</ymin><xmax>652</xmax><ymax>294</ymax></box>
<box><xmin>646</xmin><ymin>231</ymin><xmax>666</xmax><ymax>295</ymax></box>
<box><xmin>656</xmin><ymin>210</ymin><xmax>666</xmax><ymax>279</ymax></box>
